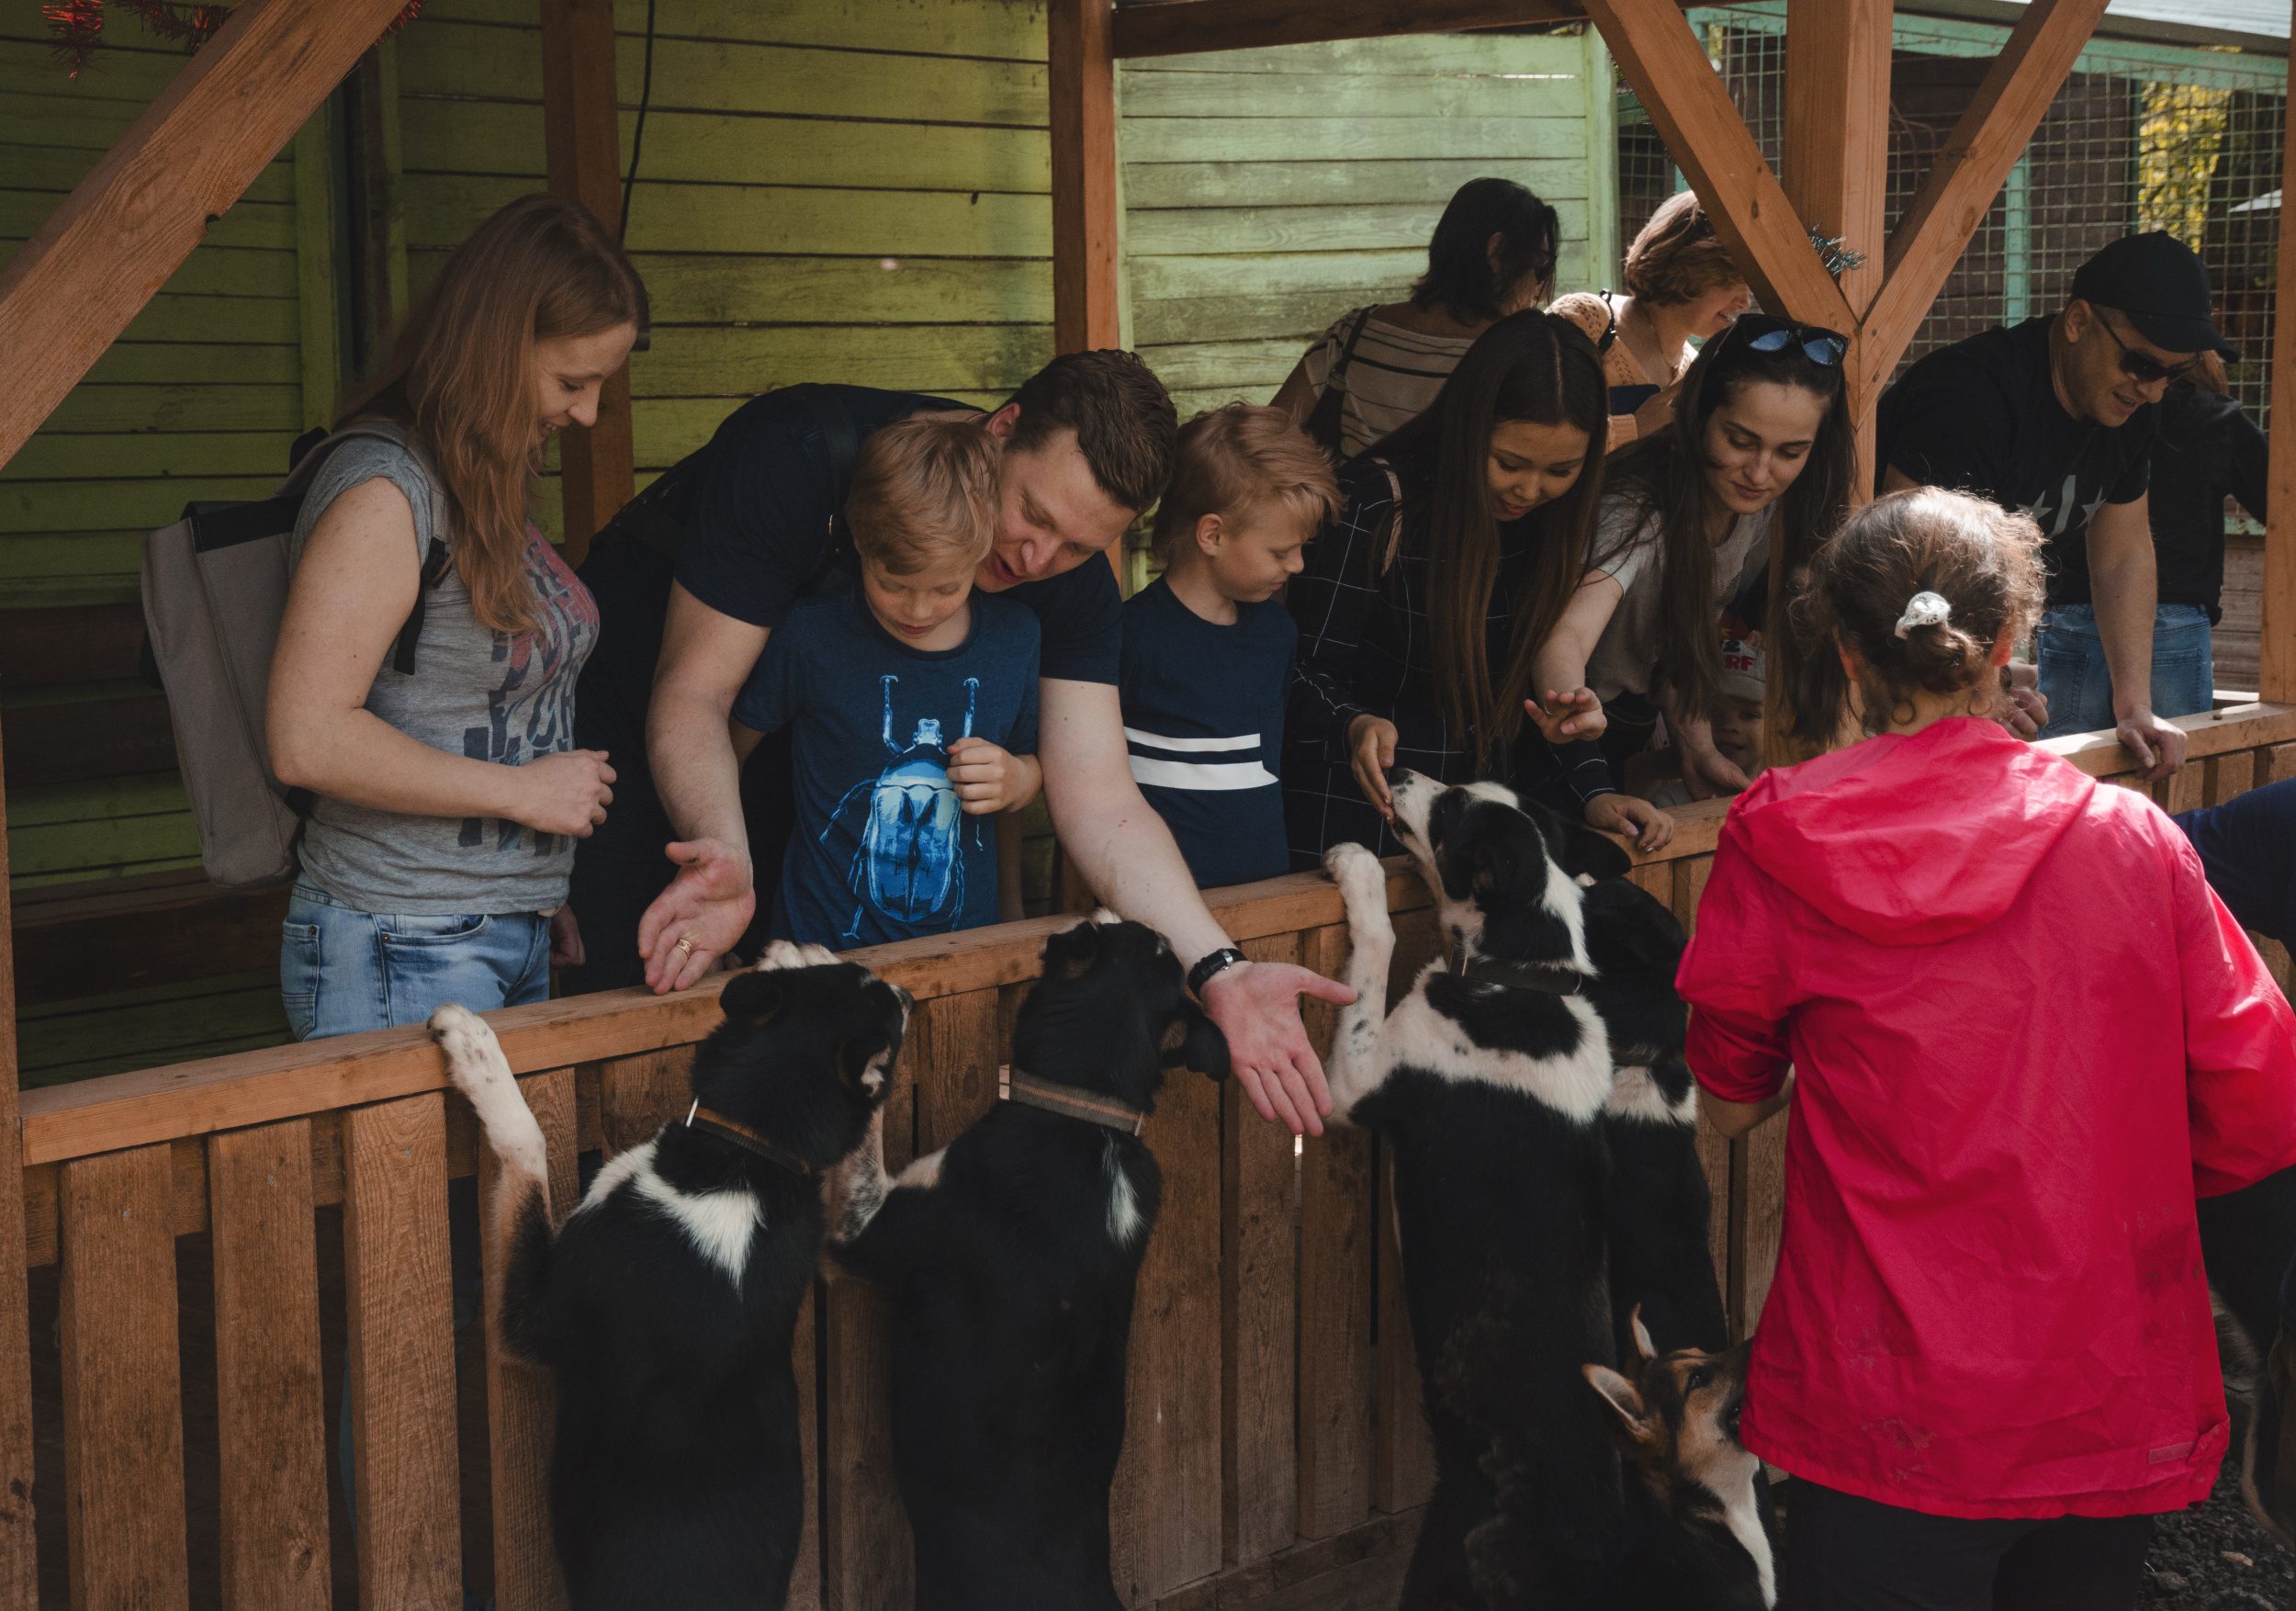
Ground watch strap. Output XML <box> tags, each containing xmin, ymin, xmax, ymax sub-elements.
<box><xmin>1187</xmin><ymin>947</ymin><xmax>1248</xmax><ymax>999</ymax></box>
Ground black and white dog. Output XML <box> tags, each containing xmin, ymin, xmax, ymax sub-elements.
<box><xmin>1582</xmin><ymin>879</ymin><xmax>1728</xmax><ymax>1359</ymax></box>
<box><xmin>822</xmin><ymin>917</ymin><xmax>1228</xmax><ymax>1611</ymax></box>
<box><xmin>431</xmin><ymin>941</ymin><xmax>909</xmax><ymax>1610</ymax></box>
<box><xmin>1322</xmin><ymin>772</ymin><xmax>1634</xmax><ymax>1607</ymax></box>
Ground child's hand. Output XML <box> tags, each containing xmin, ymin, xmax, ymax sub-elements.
<box><xmin>947</xmin><ymin>737</ymin><xmax>1041</xmax><ymax>815</ymax></box>
<box><xmin>1675</xmin><ymin>723</ymin><xmax>1752</xmax><ymax>801</ymax></box>
<box><xmin>1525</xmin><ymin>687</ymin><xmax>1606</xmax><ymax>742</ymax></box>
<box><xmin>1585</xmin><ymin>793</ymin><xmax>1673</xmax><ymax>853</ymax></box>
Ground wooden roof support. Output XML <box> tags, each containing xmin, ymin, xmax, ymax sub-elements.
<box><xmin>1110</xmin><ymin>0</ymin><xmax>1587</xmax><ymax>59</ymax></box>
<box><xmin>2262</xmin><ymin>0</ymin><xmax>2296</xmax><ymax>705</ymax></box>
<box><xmin>0</xmin><ymin>0</ymin><xmax>418</xmax><ymax>471</ymax></box>
<box><xmin>1051</xmin><ymin>0</ymin><xmax>1123</xmax><ymax>355</ymax></box>
<box><xmin>542</xmin><ymin>0</ymin><xmax>636</xmax><ymax>567</ymax></box>
<box><xmin>0</xmin><ymin>714</ymin><xmax>29</xmax><ymax>1602</ymax></box>
<box><xmin>1859</xmin><ymin>0</ymin><xmax>2111</xmax><ymax>399</ymax></box>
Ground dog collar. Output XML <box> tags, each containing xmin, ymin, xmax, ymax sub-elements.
<box><xmin>685</xmin><ymin>1099</ymin><xmax>817</xmax><ymax>1179</ymax></box>
<box><xmin>1452</xmin><ymin>949</ymin><xmax>1587</xmax><ymax>997</ymax></box>
<box><xmin>1003</xmin><ymin>1068</ymin><xmax>1146</xmax><ymax>1137</ymax></box>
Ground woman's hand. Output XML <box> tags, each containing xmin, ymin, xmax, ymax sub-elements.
<box><xmin>1585</xmin><ymin>793</ymin><xmax>1673</xmax><ymax>852</ymax></box>
<box><xmin>1631</xmin><ymin>377</ymin><xmax>1683</xmax><ymax>441</ymax></box>
<box><xmin>548</xmin><ymin>905</ymin><xmax>585</xmax><ymax>969</ymax></box>
<box><xmin>511</xmin><ymin>749</ymin><xmax>616</xmax><ymax>838</ymax></box>
<box><xmin>947</xmin><ymin>737</ymin><xmax>1041</xmax><ymax>815</ymax></box>
<box><xmin>1675</xmin><ymin>725</ymin><xmax>1752</xmax><ymax>801</ymax></box>
<box><xmin>638</xmin><ymin>838</ymin><xmax>758</xmax><ymax>993</ymax></box>
<box><xmin>1346</xmin><ymin>714</ymin><xmax>1400</xmax><ymax>819</ymax></box>
<box><xmin>1525</xmin><ymin>687</ymin><xmax>1606</xmax><ymax>743</ymax></box>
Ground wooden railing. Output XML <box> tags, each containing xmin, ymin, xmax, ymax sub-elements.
<box><xmin>12</xmin><ymin>703</ymin><xmax>2296</xmax><ymax>1607</ymax></box>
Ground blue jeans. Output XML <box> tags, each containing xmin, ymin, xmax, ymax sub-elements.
<box><xmin>278</xmin><ymin>883</ymin><xmax>551</xmax><ymax>1041</ymax></box>
<box><xmin>2036</xmin><ymin>603</ymin><xmax>2214</xmax><ymax>738</ymax></box>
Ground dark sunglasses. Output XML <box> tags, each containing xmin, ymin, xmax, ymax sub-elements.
<box><xmin>1733</xmin><ymin>313</ymin><xmax>1849</xmax><ymax>366</ymax></box>
<box><xmin>2096</xmin><ymin>317</ymin><xmax>2199</xmax><ymax>386</ymax></box>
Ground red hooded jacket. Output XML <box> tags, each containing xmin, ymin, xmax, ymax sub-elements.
<box><xmin>1679</xmin><ymin>717</ymin><xmax>2296</xmax><ymax>1518</ymax></box>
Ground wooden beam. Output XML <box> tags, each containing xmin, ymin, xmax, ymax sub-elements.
<box><xmin>0</xmin><ymin>710</ymin><xmax>34</xmax><ymax>1604</ymax></box>
<box><xmin>1050</xmin><ymin>0</ymin><xmax>1123</xmax><ymax>355</ymax></box>
<box><xmin>0</xmin><ymin>0</ymin><xmax>418</xmax><ymax>472</ymax></box>
<box><xmin>2265</xmin><ymin>1</ymin><xmax>2296</xmax><ymax>705</ymax></box>
<box><xmin>1110</xmin><ymin>0</ymin><xmax>1588</xmax><ymax>58</ymax></box>
<box><xmin>1860</xmin><ymin>0</ymin><xmax>2110</xmax><ymax>399</ymax></box>
<box><xmin>541</xmin><ymin>0</ymin><xmax>635</xmax><ymax>566</ymax></box>
<box><xmin>1581</xmin><ymin>0</ymin><xmax>1853</xmax><ymax>334</ymax></box>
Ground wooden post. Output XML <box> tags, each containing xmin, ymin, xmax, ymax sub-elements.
<box><xmin>1049</xmin><ymin>0</ymin><xmax>1122</xmax><ymax>355</ymax></box>
<box><xmin>541</xmin><ymin>0</ymin><xmax>636</xmax><ymax>566</ymax></box>
<box><xmin>0</xmin><ymin>713</ymin><xmax>33</xmax><ymax>1602</ymax></box>
<box><xmin>0</xmin><ymin>0</ymin><xmax>419</xmax><ymax>471</ymax></box>
<box><xmin>2266</xmin><ymin>3</ymin><xmax>2296</xmax><ymax>705</ymax></box>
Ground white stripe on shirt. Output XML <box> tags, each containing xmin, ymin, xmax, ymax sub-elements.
<box><xmin>1123</xmin><ymin>727</ymin><xmax>1259</xmax><ymax>754</ymax></box>
<box><xmin>1129</xmin><ymin>755</ymin><xmax>1278</xmax><ymax>792</ymax></box>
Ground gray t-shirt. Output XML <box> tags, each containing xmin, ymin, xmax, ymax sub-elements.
<box><xmin>287</xmin><ymin>436</ymin><xmax>599</xmax><ymax>914</ymax></box>
<box><xmin>1583</xmin><ymin>494</ymin><xmax>1773</xmax><ymax>704</ymax></box>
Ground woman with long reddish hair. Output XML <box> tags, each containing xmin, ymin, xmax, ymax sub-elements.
<box><xmin>267</xmin><ymin>193</ymin><xmax>646</xmax><ymax>1038</ymax></box>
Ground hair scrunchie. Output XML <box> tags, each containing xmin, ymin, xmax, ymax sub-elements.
<box><xmin>1894</xmin><ymin>591</ymin><xmax>1953</xmax><ymax>638</ymax></box>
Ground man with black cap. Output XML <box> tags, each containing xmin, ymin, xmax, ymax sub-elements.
<box><xmin>1878</xmin><ymin>231</ymin><xmax>2241</xmax><ymax>780</ymax></box>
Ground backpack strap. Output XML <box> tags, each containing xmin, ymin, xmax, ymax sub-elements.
<box><xmin>1369</xmin><ymin>456</ymin><xmax>1408</xmax><ymax>580</ymax></box>
<box><xmin>785</xmin><ymin>382</ymin><xmax>862</xmax><ymax>593</ymax></box>
<box><xmin>1596</xmin><ymin>291</ymin><xmax>1620</xmax><ymax>356</ymax></box>
<box><xmin>390</xmin><ymin>536</ymin><xmax>456</xmax><ymax>676</ymax></box>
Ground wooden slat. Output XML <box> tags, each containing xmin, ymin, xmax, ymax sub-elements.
<box><xmin>0</xmin><ymin>705</ymin><xmax>33</xmax><ymax>1599</ymax></box>
<box><xmin>910</xmin><ymin>990</ymin><xmax>999</xmax><ymax>1156</ymax></box>
<box><xmin>821</xmin><ymin>1072</ymin><xmax>915</xmax><ymax>1611</ymax></box>
<box><xmin>1221</xmin><ymin>938</ymin><xmax>1299</xmax><ymax>1565</ymax></box>
<box><xmin>1862</xmin><ymin>0</ymin><xmax>2111</xmax><ymax>400</ymax></box>
<box><xmin>59</xmin><ymin>1142</ymin><xmax>186</xmax><ymax>1608</ymax></box>
<box><xmin>11</xmin><ymin>878</ymin><xmax>288</xmax><ymax>1010</ymax></box>
<box><xmin>1110</xmin><ymin>1015</ymin><xmax>1224</xmax><ymax>1604</ymax></box>
<box><xmin>1049</xmin><ymin>0</ymin><xmax>1122</xmax><ymax>355</ymax></box>
<box><xmin>2211</xmin><ymin>748</ymin><xmax>2258</xmax><ymax>806</ymax></box>
<box><xmin>1581</xmin><ymin>0</ymin><xmax>1851</xmax><ymax>334</ymax></box>
<box><xmin>1111</xmin><ymin>0</ymin><xmax>1590</xmax><ymax>58</ymax></box>
<box><xmin>1697</xmin><ymin>1110</ymin><xmax>1733</xmax><ymax>1323</ymax></box>
<box><xmin>482</xmin><ymin>1069</ymin><xmax>579</xmax><ymax>1611</ymax></box>
<box><xmin>0</xmin><ymin>603</ymin><xmax>144</xmax><ymax>689</ymax></box>
<box><xmin>2040</xmin><ymin>704</ymin><xmax>2296</xmax><ymax>781</ymax></box>
<box><xmin>790</xmin><ymin>1282</ymin><xmax>821</xmax><ymax>1611</ymax></box>
<box><xmin>2160</xmin><ymin>759</ymin><xmax>2209</xmax><ymax>815</ymax></box>
<box><xmin>1371</xmin><ymin>1140</ymin><xmax>1436</xmax><ymax>1515</ymax></box>
<box><xmin>541</xmin><ymin>0</ymin><xmax>635</xmax><ymax>561</ymax></box>
<box><xmin>598</xmin><ymin>1048</ymin><xmax>689</xmax><ymax>1156</ymax></box>
<box><xmin>1673</xmin><ymin>855</ymin><xmax>1715</xmax><ymax>937</ymax></box>
<box><xmin>343</xmin><ymin>1093</ymin><xmax>460</xmax><ymax>1606</ymax></box>
<box><xmin>1294</xmin><ymin>921</ymin><xmax>1373</xmax><ymax>1541</ymax></box>
<box><xmin>0</xmin><ymin>0</ymin><xmax>420</xmax><ymax>468</ymax></box>
<box><xmin>1</xmin><ymin>693</ymin><xmax>176</xmax><ymax>790</ymax></box>
<box><xmin>208</xmin><ymin>1120</ymin><xmax>329</xmax><ymax>1610</ymax></box>
<box><xmin>2268</xmin><ymin>743</ymin><xmax>2296</xmax><ymax>786</ymax></box>
<box><xmin>1739</xmin><ymin>1112</ymin><xmax>1788</xmax><ymax>1336</ymax></box>
<box><xmin>2269</xmin><ymin>34</ymin><xmax>2296</xmax><ymax>705</ymax></box>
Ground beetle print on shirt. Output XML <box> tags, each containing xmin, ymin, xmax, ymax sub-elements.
<box><xmin>459</xmin><ymin>526</ymin><xmax>602</xmax><ymax>856</ymax></box>
<box><xmin>820</xmin><ymin>675</ymin><xmax>986</xmax><ymax>945</ymax></box>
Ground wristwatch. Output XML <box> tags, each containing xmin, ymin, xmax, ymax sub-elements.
<box><xmin>1187</xmin><ymin>947</ymin><xmax>1248</xmax><ymax>1000</ymax></box>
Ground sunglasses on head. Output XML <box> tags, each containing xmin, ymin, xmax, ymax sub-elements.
<box><xmin>1733</xmin><ymin>313</ymin><xmax>1849</xmax><ymax>366</ymax></box>
<box><xmin>2095</xmin><ymin>316</ymin><xmax>2199</xmax><ymax>386</ymax></box>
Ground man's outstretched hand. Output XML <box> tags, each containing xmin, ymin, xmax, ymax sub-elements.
<box><xmin>637</xmin><ymin>838</ymin><xmax>758</xmax><ymax>993</ymax></box>
<box><xmin>1200</xmin><ymin>960</ymin><xmax>1356</xmax><ymax>1136</ymax></box>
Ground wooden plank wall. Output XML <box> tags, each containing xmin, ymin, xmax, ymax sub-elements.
<box><xmin>1120</xmin><ymin>27</ymin><xmax>1617</xmax><ymax>421</ymax></box>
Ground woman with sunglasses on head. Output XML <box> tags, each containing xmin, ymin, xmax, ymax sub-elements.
<box><xmin>1281</xmin><ymin>310</ymin><xmax>1671</xmax><ymax>862</ymax></box>
<box><xmin>1524</xmin><ymin>313</ymin><xmax>1858</xmax><ymax>814</ymax></box>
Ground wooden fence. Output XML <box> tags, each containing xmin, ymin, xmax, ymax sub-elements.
<box><xmin>11</xmin><ymin>702</ymin><xmax>2296</xmax><ymax>1608</ymax></box>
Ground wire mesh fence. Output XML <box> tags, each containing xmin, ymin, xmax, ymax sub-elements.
<box><xmin>1615</xmin><ymin>4</ymin><xmax>2286</xmax><ymax>427</ymax></box>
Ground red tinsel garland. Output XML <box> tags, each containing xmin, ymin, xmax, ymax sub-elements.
<box><xmin>48</xmin><ymin>0</ymin><xmax>422</xmax><ymax>79</ymax></box>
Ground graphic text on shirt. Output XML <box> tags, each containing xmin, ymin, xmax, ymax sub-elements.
<box><xmin>823</xmin><ymin>673</ymin><xmax>985</xmax><ymax>943</ymax></box>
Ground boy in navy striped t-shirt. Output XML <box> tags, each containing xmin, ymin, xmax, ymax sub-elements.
<box><xmin>1120</xmin><ymin>405</ymin><xmax>1343</xmax><ymax>888</ymax></box>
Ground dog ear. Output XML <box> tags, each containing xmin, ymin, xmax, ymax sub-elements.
<box><xmin>1171</xmin><ymin>993</ymin><xmax>1232</xmax><ymax>1081</ymax></box>
<box><xmin>719</xmin><ymin>971</ymin><xmax>786</xmax><ymax>1026</ymax></box>
<box><xmin>1583</xmin><ymin>1364</ymin><xmax>1656</xmax><ymax>1450</ymax></box>
<box><xmin>835</xmin><ymin>1035</ymin><xmax>896</xmax><ymax>1102</ymax></box>
<box><xmin>1041</xmin><ymin>920</ymin><xmax>1103</xmax><ymax>982</ymax></box>
<box><xmin>1524</xmin><ymin>796</ymin><xmax>1634</xmax><ymax>883</ymax></box>
<box><xmin>1630</xmin><ymin>1305</ymin><xmax>1658</xmax><ymax>1364</ymax></box>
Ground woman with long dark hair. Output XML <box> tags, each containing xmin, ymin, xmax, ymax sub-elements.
<box><xmin>267</xmin><ymin>193</ymin><xmax>647</xmax><ymax>1038</ymax></box>
<box><xmin>1269</xmin><ymin>177</ymin><xmax>1562</xmax><ymax>462</ymax></box>
<box><xmin>1529</xmin><ymin>313</ymin><xmax>1859</xmax><ymax>807</ymax></box>
<box><xmin>1282</xmin><ymin>310</ymin><xmax>1666</xmax><ymax>862</ymax></box>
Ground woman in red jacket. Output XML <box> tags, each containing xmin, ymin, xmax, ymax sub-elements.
<box><xmin>1679</xmin><ymin>485</ymin><xmax>2296</xmax><ymax>1610</ymax></box>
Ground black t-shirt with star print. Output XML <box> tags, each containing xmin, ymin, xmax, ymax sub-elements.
<box><xmin>1876</xmin><ymin>315</ymin><xmax>2156</xmax><ymax>609</ymax></box>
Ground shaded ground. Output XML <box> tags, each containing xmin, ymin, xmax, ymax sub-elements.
<box><xmin>2138</xmin><ymin>1459</ymin><xmax>2292</xmax><ymax>1609</ymax></box>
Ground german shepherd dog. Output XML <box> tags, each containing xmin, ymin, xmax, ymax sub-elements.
<box><xmin>1322</xmin><ymin>772</ymin><xmax>1632</xmax><ymax>1607</ymax></box>
<box><xmin>431</xmin><ymin>941</ymin><xmax>908</xmax><ymax>1610</ymax></box>
<box><xmin>821</xmin><ymin>918</ymin><xmax>1230</xmax><ymax>1610</ymax></box>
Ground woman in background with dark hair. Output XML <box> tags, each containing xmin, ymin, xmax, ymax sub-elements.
<box><xmin>1269</xmin><ymin>177</ymin><xmax>1561</xmax><ymax>461</ymax></box>
<box><xmin>1281</xmin><ymin>310</ymin><xmax>1671</xmax><ymax>862</ymax></box>
<box><xmin>1528</xmin><ymin>314</ymin><xmax>1858</xmax><ymax>810</ymax></box>
<box><xmin>1551</xmin><ymin>188</ymin><xmax>1752</xmax><ymax>451</ymax></box>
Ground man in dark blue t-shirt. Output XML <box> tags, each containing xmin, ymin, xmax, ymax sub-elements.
<box><xmin>569</xmin><ymin>353</ymin><xmax>1350</xmax><ymax>1134</ymax></box>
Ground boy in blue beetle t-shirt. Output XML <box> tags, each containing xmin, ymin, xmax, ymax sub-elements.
<box><xmin>731</xmin><ymin>419</ymin><xmax>1040</xmax><ymax>948</ymax></box>
<box><xmin>1122</xmin><ymin>404</ymin><xmax>1343</xmax><ymax>888</ymax></box>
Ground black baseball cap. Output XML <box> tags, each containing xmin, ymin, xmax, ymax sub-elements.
<box><xmin>2069</xmin><ymin>231</ymin><xmax>2237</xmax><ymax>357</ymax></box>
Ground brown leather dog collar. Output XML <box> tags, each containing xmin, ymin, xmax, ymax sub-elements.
<box><xmin>684</xmin><ymin>1099</ymin><xmax>816</xmax><ymax>1178</ymax></box>
<box><xmin>1003</xmin><ymin>1069</ymin><xmax>1146</xmax><ymax>1137</ymax></box>
<box><xmin>1452</xmin><ymin>948</ymin><xmax>1587</xmax><ymax>997</ymax></box>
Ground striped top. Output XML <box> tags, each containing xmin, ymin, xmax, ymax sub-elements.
<box><xmin>1296</xmin><ymin>306</ymin><xmax>1479</xmax><ymax>459</ymax></box>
